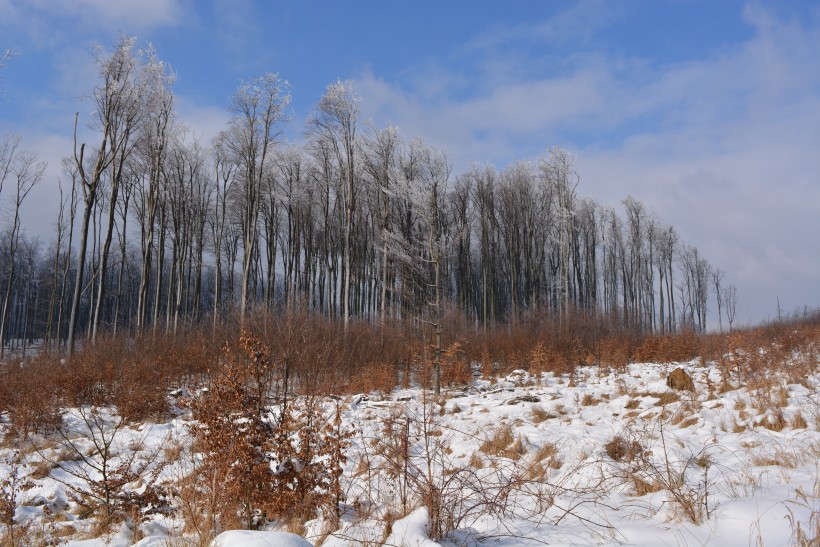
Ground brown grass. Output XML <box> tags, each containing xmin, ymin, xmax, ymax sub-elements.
<box><xmin>581</xmin><ymin>393</ymin><xmax>602</xmax><ymax>406</ymax></box>
<box><xmin>792</xmin><ymin>412</ymin><xmax>809</xmax><ymax>430</ymax></box>
<box><xmin>479</xmin><ymin>425</ymin><xmax>527</xmax><ymax>460</ymax></box>
<box><xmin>651</xmin><ymin>391</ymin><xmax>680</xmax><ymax>406</ymax></box>
<box><xmin>605</xmin><ymin>435</ymin><xmax>644</xmax><ymax>462</ymax></box>
<box><xmin>530</xmin><ymin>406</ymin><xmax>556</xmax><ymax>423</ymax></box>
<box><xmin>761</xmin><ymin>410</ymin><xmax>787</xmax><ymax>432</ymax></box>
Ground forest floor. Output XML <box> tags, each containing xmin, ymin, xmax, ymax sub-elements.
<box><xmin>1</xmin><ymin>357</ymin><xmax>819</xmax><ymax>546</ymax></box>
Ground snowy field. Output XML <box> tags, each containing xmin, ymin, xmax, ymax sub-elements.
<box><xmin>1</xmin><ymin>359</ymin><xmax>819</xmax><ymax>546</ymax></box>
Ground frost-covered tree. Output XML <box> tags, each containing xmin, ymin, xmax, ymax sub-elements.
<box><xmin>225</xmin><ymin>73</ymin><xmax>290</xmax><ymax>321</ymax></box>
<box><xmin>308</xmin><ymin>80</ymin><xmax>359</xmax><ymax>330</ymax></box>
<box><xmin>135</xmin><ymin>44</ymin><xmax>176</xmax><ymax>330</ymax></box>
<box><xmin>67</xmin><ymin>36</ymin><xmax>141</xmax><ymax>354</ymax></box>
<box><xmin>362</xmin><ymin>124</ymin><xmax>400</xmax><ymax>325</ymax></box>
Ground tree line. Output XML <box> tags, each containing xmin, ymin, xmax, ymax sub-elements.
<box><xmin>0</xmin><ymin>37</ymin><xmax>740</xmax><ymax>361</ymax></box>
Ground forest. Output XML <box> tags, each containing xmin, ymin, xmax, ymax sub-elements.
<box><xmin>0</xmin><ymin>37</ymin><xmax>739</xmax><ymax>365</ymax></box>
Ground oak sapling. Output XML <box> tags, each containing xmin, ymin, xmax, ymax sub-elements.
<box><xmin>188</xmin><ymin>331</ymin><xmax>351</xmax><ymax>531</ymax></box>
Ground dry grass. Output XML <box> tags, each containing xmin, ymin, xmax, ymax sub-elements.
<box><xmin>468</xmin><ymin>451</ymin><xmax>484</xmax><ymax>469</ymax></box>
<box><xmin>678</xmin><ymin>416</ymin><xmax>700</xmax><ymax>429</ymax></box>
<box><xmin>792</xmin><ymin>412</ymin><xmax>809</xmax><ymax>430</ymax></box>
<box><xmin>530</xmin><ymin>406</ymin><xmax>556</xmax><ymax>423</ymax></box>
<box><xmin>479</xmin><ymin>424</ymin><xmax>527</xmax><ymax>460</ymax></box>
<box><xmin>631</xmin><ymin>476</ymin><xmax>664</xmax><ymax>496</ymax></box>
<box><xmin>581</xmin><ymin>393</ymin><xmax>602</xmax><ymax>406</ymax></box>
<box><xmin>750</xmin><ymin>446</ymin><xmax>803</xmax><ymax>469</ymax></box>
<box><xmin>604</xmin><ymin>435</ymin><xmax>644</xmax><ymax>463</ymax></box>
<box><xmin>761</xmin><ymin>410</ymin><xmax>787</xmax><ymax>432</ymax></box>
<box><xmin>646</xmin><ymin>391</ymin><xmax>680</xmax><ymax>406</ymax></box>
<box><xmin>532</xmin><ymin>442</ymin><xmax>562</xmax><ymax>470</ymax></box>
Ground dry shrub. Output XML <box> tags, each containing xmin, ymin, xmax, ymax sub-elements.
<box><xmin>625</xmin><ymin>399</ymin><xmax>641</xmax><ymax>410</ymax></box>
<box><xmin>188</xmin><ymin>331</ymin><xmax>350</xmax><ymax>531</ymax></box>
<box><xmin>635</xmin><ymin>330</ymin><xmax>700</xmax><ymax>364</ymax></box>
<box><xmin>667</xmin><ymin>368</ymin><xmax>695</xmax><ymax>392</ymax></box>
<box><xmin>0</xmin><ymin>452</ymin><xmax>27</xmax><ymax>546</ymax></box>
<box><xmin>441</xmin><ymin>341</ymin><xmax>471</xmax><ymax>386</ymax></box>
<box><xmin>581</xmin><ymin>393</ymin><xmax>601</xmax><ymax>406</ymax></box>
<box><xmin>604</xmin><ymin>435</ymin><xmax>644</xmax><ymax>463</ymax></box>
<box><xmin>348</xmin><ymin>362</ymin><xmax>398</xmax><ymax>395</ymax></box>
<box><xmin>761</xmin><ymin>410</ymin><xmax>787</xmax><ymax>432</ymax></box>
<box><xmin>530</xmin><ymin>406</ymin><xmax>555</xmax><ymax>424</ymax></box>
<box><xmin>479</xmin><ymin>424</ymin><xmax>527</xmax><ymax>460</ymax></box>
<box><xmin>0</xmin><ymin>355</ymin><xmax>63</xmax><ymax>438</ymax></box>
<box><xmin>31</xmin><ymin>406</ymin><xmax>171</xmax><ymax>536</ymax></box>
<box><xmin>598</xmin><ymin>336</ymin><xmax>632</xmax><ymax>370</ymax></box>
<box><xmin>529</xmin><ymin>341</ymin><xmax>551</xmax><ymax>372</ymax></box>
<box><xmin>651</xmin><ymin>391</ymin><xmax>680</xmax><ymax>406</ymax></box>
<box><xmin>792</xmin><ymin>413</ymin><xmax>809</xmax><ymax>430</ymax></box>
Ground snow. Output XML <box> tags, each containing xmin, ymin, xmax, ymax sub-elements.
<box><xmin>210</xmin><ymin>530</ymin><xmax>313</xmax><ymax>547</ymax></box>
<box><xmin>2</xmin><ymin>358</ymin><xmax>819</xmax><ymax>546</ymax></box>
<box><xmin>383</xmin><ymin>508</ymin><xmax>440</xmax><ymax>547</ymax></box>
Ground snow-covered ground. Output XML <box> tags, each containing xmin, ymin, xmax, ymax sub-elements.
<box><xmin>2</xmin><ymin>359</ymin><xmax>819</xmax><ymax>546</ymax></box>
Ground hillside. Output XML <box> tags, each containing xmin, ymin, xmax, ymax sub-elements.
<box><xmin>1</xmin><ymin>337</ymin><xmax>818</xmax><ymax>546</ymax></box>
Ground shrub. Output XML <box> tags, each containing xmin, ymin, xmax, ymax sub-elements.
<box><xmin>188</xmin><ymin>331</ymin><xmax>350</xmax><ymax>531</ymax></box>
<box><xmin>604</xmin><ymin>435</ymin><xmax>644</xmax><ymax>463</ymax></box>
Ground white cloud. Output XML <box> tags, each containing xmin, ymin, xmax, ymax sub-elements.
<box><xmin>0</xmin><ymin>0</ymin><xmax>187</xmax><ymax>52</ymax></box>
<box><xmin>176</xmin><ymin>97</ymin><xmax>231</xmax><ymax>144</ymax></box>
<box><xmin>36</xmin><ymin>0</ymin><xmax>184</xmax><ymax>30</ymax></box>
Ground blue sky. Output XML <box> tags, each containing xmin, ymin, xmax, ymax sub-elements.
<box><xmin>1</xmin><ymin>0</ymin><xmax>819</xmax><ymax>325</ymax></box>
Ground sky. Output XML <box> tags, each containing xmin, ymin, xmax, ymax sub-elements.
<box><xmin>0</xmin><ymin>0</ymin><xmax>818</xmax><ymax>326</ymax></box>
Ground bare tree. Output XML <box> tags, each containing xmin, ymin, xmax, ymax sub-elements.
<box><xmin>308</xmin><ymin>80</ymin><xmax>359</xmax><ymax>330</ymax></box>
<box><xmin>67</xmin><ymin>36</ymin><xmax>139</xmax><ymax>355</ymax></box>
<box><xmin>470</xmin><ymin>164</ymin><xmax>499</xmax><ymax>329</ymax></box>
<box><xmin>209</xmin><ymin>131</ymin><xmax>236</xmax><ymax>327</ymax></box>
<box><xmin>135</xmin><ymin>44</ymin><xmax>175</xmax><ymax>330</ymax></box>
<box><xmin>0</xmin><ymin>134</ymin><xmax>21</xmax><ymax>198</ymax></box>
<box><xmin>226</xmin><ymin>73</ymin><xmax>290</xmax><ymax>321</ymax></box>
<box><xmin>724</xmin><ymin>284</ymin><xmax>738</xmax><ymax>332</ymax></box>
<box><xmin>90</xmin><ymin>42</ymin><xmax>150</xmax><ymax>342</ymax></box>
<box><xmin>0</xmin><ymin>149</ymin><xmax>45</xmax><ymax>359</ymax></box>
<box><xmin>657</xmin><ymin>225</ymin><xmax>678</xmax><ymax>333</ymax></box>
<box><xmin>406</xmin><ymin>140</ymin><xmax>452</xmax><ymax>397</ymax></box>
<box><xmin>45</xmin><ymin>174</ymin><xmax>75</xmax><ymax>348</ymax></box>
<box><xmin>540</xmin><ymin>147</ymin><xmax>578</xmax><ymax>325</ymax></box>
<box><xmin>362</xmin><ymin>124</ymin><xmax>400</xmax><ymax>325</ymax></box>
<box><xmin>712</xmin><ymin>268</ymin><xmax>725</xmax><ymax>332</ymax></box>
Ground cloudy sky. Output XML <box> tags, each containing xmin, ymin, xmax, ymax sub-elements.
<box><xmin>0</xmin><ymin>0</ymin><xmax>818</xmax><ymax>326</ymax></box>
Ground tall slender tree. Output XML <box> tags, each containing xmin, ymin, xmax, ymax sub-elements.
<box><xmin>0</xmin><ymin>150</ymin><xmax>44</xmax><ymax>358</ymax></box>
<box><xmin>227</xmin><ymin>73</ymin><xmax>290</xmax><ymax>321</ymax></box>
<box><xmin>67</xmin><ymin>36</ymin><xmax>139</xmax><ymax>355</ymax></box>
<box><xmin>308</xmin><ymin>80</ymin><xmax>359</xmax><ymax>330</ymax></box>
